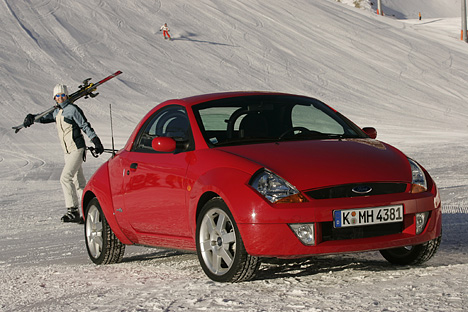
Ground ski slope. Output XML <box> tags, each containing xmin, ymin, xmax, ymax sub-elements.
<box><xmin>0</xmin><ymin>0</ymin><xmax>467</xmax><ymax>310</ymax></box>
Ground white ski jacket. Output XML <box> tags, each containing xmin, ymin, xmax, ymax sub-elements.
<box><xmin>39</xmin><ymin>100</ymin><xmax>97</xmax><ymax>154</ymax></box>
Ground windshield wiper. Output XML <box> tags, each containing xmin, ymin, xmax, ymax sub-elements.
<box><xmin>277</xmin><ymin>133</ymin><xmax>359</xmax><ymax>142</ymax></box>
<box><xmin>215</xmin><ymin>137</ymin><xmax>277</xmax><ymax>147</ymax></box>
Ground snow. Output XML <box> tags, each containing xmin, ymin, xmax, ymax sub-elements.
<box><xmin>1</xmin><ymin>0</ymin><xmax>467</xmax><ymax>311</ymax></box>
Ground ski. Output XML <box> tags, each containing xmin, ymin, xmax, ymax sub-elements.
<box><xmin>12</xmin><ymin>70</ymin><xmax>122</xmax><ymax>133</ymax></box>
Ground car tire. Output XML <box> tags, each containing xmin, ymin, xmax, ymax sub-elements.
<box><xmin>380</xmin><ymin>235</ymin><xmax>442</xmax><ymax>265</ymax></box>
<box><xmin>196</xmin><ymin>197</ymin><xmax>261</xmax><ymax>282</ymax></box>
<box><xmin>85</xmin><ymin>197</ymin><xmax>125</xmax><ymax>265</ymax></box>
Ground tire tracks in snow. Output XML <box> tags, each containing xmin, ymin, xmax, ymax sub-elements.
<box><xmin>0</xmin><ymin>149</ymin><xmax>46</xmax><ymax>180</ymax></box>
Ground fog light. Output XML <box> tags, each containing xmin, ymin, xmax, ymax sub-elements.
<box><xmin>415</xmin><ymin>212</ymin><xmax>429</xmax><ymax>235</ymax></box>
<box><xmin>289</xmin><ymin>223</ymin><xmax>315</xmax><ymax>246</ymax></box>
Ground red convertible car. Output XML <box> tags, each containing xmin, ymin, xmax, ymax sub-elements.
<box><xmin>82</xmin><ymin>92</ymin><xmax>442</xmax><ymax>282</ymax></box>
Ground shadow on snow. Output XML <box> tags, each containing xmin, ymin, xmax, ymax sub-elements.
<box><xmin>172</xmin><ymin>32</ymin><xmax>237</xmax><ymax>47</ymax></box>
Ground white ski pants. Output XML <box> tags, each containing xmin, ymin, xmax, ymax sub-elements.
<box><xmin>60</xmin><ymin>147</ymin><xmax>86</xmax><ymax>208</ymax></box>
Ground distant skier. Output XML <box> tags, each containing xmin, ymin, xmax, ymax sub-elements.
<box><xmin>419</xmin><ymin>12</ymin><xmax>421</xmax><ymax>21</ymax></box>
<box><xmin>22</xmin><ymin>84</ymin><xmax>104</xmax><ymax>223</ymax></box>
<box><xmin>160</xmin><ymin>23</ymin><xmax>171</xmax><ymax>40</ymax></box>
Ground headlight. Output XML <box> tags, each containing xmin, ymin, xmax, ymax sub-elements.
<box><xmin>250</xmin><ymin>169</ymin><xmax>307</xmax><ymax>203</ymax></box>
<box><xmin>408</xmin><ymin>158</ymin><xmax>427</xmax><ymax>193</ymax></box>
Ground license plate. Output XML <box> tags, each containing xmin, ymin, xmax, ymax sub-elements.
<box><xmin>334</xmin><ymin>205</ymin><xmax>403</xmax><ymax>228</ymax></box>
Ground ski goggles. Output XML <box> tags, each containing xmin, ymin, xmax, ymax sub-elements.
<box><xmin>55</xmin><ymin>93</ymin><xmax>67</xmax><ymax>98</ymax></box>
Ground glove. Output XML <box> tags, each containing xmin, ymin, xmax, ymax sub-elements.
<box><xmin>91</xmin><ymin>136</ymin><xmax>104</xmax><ymax>155</ymax></box>
<box><xmin>23</xmin><ymin>114</ymin><xmax>36</xmax><ymax>128</ymax></box>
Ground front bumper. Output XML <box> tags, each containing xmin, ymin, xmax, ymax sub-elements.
<box><xmin>237</xmin><ymin>190</ymin><xmax>442</xmax><ymax>258</ymax></box>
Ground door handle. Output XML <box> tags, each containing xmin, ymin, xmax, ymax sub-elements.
<box><xmin>127</xmin><ymin>163</ymin><xmax>138</xmax><ymax>175</ymax></box>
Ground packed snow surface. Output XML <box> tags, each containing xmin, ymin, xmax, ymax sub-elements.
<box><xmin>1</xmin><ymin>0</ymin><xmax>467</xmax><ymax>311</ymax></box>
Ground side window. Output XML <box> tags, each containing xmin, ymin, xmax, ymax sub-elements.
<box><xmin>133</xmin><ymin>106</ymin><xmax>191</xmax><ymax>153</ymax></box>
<box><xmin>198</xmin><ymin>106</ymin><xmax>239</xmax><ymax>145</ymax></box>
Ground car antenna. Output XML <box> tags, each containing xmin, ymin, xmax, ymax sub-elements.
<box><xmin>109</xmin><ymin>103</ymin><xmax>116</xmax><ymax>157</ymax></box>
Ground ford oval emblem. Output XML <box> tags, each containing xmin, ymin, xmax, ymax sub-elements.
<box><xmin>352</xmin><ymin>185</ymin><xmax>373</xmax><ymax>194</ymax></box>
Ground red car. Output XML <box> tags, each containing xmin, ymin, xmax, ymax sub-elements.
<box><xmin>82</xmin><ymin>92</ymin><xmax>442</xmax><ymax>282</ymax></box>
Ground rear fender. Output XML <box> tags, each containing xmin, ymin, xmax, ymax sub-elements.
<box><xmin>82</xmin><ymin>163</ymin><xmax>133</xmax><ymax>245</ymax></box>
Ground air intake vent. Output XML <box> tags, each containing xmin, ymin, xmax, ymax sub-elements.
<box><xmin>321</xmin><ymin>222</ymin><xmax>403</xmax><ymax>241</ymax></box>
<box><xmin>305</xmin><ymin>183</ymin><xmax>407</xmax><ymax>200</ymax></box>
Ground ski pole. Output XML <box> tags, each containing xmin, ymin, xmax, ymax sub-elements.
<box><xmin>87</xmin><ymin>147</ymin><xmax>117</xmax><ymax>158</ymax></box>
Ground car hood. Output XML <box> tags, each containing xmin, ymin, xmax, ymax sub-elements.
<box><xmin>217</xmin><ymin>139</ymin><xmax>411</xmax><ymax>190</ymax></box>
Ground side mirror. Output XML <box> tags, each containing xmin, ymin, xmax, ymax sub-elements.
<box><xmin>362</xmin><ymin>127</ymin><xmax>377</xmax><ymax>139</ymax></box>
<box><xmin>152</xmin><ymin>137</ymin><xmax>176</xmax><ymax>153</ymax></box>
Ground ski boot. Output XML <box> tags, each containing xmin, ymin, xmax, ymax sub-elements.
<box><xmin>61</xmin><ymin>207</ymin><xmax>84</xmax><ymax>224</ymax></box>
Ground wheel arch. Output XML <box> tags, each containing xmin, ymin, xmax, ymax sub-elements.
<box><xmin>82</xmin><ymin>190</ymin><xmax>96</xmax><ymax>214</ymax></box>
<box><xmin>82</xmin><ymin>164</ymin><xmax>133</xmax><ymax>245</ymax></box>
<box><xmin>195</xmin><ymin>191</ymin><xmax>220</xmax><ymax>224</ymax></box>
<box><xmin>189</xmin><ymin>167</ymin><xmax>260</xmax><ymax>235</ymax></box>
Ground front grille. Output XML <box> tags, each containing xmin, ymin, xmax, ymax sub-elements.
<box><xmin>305</xmin><ymin>183</ymin><xmax>407</xmax><ymax>200</ymax></box>
<box><xmin>321</xmin><ymin>222</ymin><xmax>403</xmax><ymax>242</ymax></box>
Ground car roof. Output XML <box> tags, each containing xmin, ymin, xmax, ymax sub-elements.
<box><xmin>174</xmin><ymin>91</ymin><xmax>302</xmax><ymax>107</ymax></box>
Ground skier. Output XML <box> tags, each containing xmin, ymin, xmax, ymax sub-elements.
<box><xmin>22</xmin><ymin>84</ymin><xmax>104</xmax><ymax>223</ymax></box>
<box><xmin>160</xmin><ymin>23</ymin><xmax>171</xmax><ymax>40</ymax></box>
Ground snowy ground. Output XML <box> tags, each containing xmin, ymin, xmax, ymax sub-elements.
<box><xmin>1</xmin><ymin>0</ymin><xmax>468</xmax><ymax>311</ymax></box>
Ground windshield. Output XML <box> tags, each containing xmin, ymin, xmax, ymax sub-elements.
<box><xmin>193</xmin><ymin>95</ymin><xmax>367</xmax><ymax>147</ymax></box>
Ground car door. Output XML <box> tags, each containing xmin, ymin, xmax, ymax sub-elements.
<box><xmin>120</xmin><ymin>105</ymin><xmax>194</xmax><ymax>238</ymax></box>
